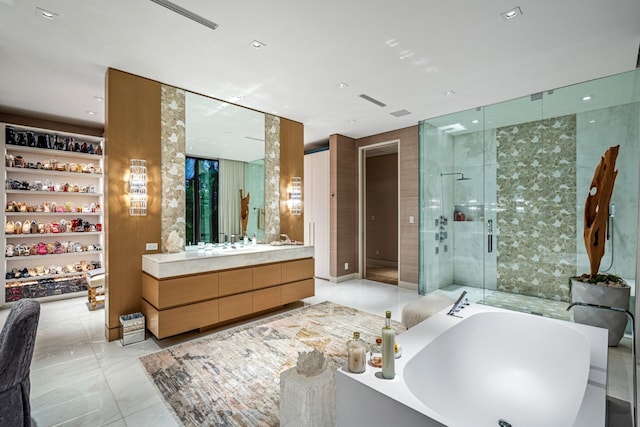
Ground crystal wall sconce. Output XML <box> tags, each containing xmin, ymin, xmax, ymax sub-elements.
<box><xmin>129</xmin><ymin>159</ymin><xmax>147</xmax><ymax>216</ymax></box>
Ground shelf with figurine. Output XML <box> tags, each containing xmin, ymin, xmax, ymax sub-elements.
<box><xmin>5</xmin><ymin>125</ymin><xmax>102</xmax><ymax>157</ymax></box>
<box><xmin>2</xmin><ymin>122</ymin><xmax>104</xmax><ymax>305</ymax></box>
<box><xmin>6</xmin><ymin>200</ymin><xmax>101</xmax><ymax>214</ymax></box>
<box><xmin>6</xmin><ymin>241</ymin><xmax>102</xmax><ymax>258</ymax></box>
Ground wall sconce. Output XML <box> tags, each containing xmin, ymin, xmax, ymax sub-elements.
<box><xmin>288</xmin><ymin>176</ymin><xmax>302</xmax><ymax>215</ymax></box>
<box><xmin>129</xmin><ymin>159</ymin><xmax>147</xmax><ymax>216</ymax></box>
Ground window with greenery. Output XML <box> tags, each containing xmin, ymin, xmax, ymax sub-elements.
<box><xmin>185</xmin><ymin>157</ymin><xmax>219</xmax><ymax>245</ymax></box>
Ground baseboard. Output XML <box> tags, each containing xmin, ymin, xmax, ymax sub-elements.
<box><xmin>399</xmin><ymin>281</ymin><xmax>418</xmax><ymax>291</ymax></box>
<box><xmin>330</xmin><ymin>273</ymin><xmax>360</xmax><ymax>283</ymax></box>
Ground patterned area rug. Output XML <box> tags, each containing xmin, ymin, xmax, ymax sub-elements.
<box><xmin>139</xmin><ymin>301</ymin><xmax>405</xmax><ymax>426</ymax></box>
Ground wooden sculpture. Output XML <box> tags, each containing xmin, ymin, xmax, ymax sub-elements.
<box><xmin>240</xmin><ymin>189</ymin><xmax>251</xmax><ymax>236</ymax></box>
<box><xmin>583</xmin><ymin>145</ymin><xmax>619</xmax><ymax>278</ymax></box>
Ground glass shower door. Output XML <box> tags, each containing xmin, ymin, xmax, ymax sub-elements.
<box><xmin>418</xmin><ymin>108</ymin><xmax>487</xmax><ymax>302</ymax></box>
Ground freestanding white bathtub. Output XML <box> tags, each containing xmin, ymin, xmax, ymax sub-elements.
<box><xmin>336</xmin><ymin>303</ymin><xmax>607</xmax><ymax>427</ymax></box>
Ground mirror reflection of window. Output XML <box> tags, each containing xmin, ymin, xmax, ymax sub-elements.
<box><xmin>185</xmin><ymin>157</ymin><xmax>219</xmax><ymax>244</ymax></box>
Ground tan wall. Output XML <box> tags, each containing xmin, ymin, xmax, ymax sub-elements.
<box><xmin>356</xmin><ymin>126</ymin><xmax>419</xmax><ymax>285</ymax></box>
<box><xmin>279</xmin><ymin>119</ymin><xmax>304</xmax><ymax>242</ymax></box>
<box><xmin>104</xmin><ymin>69</ymin><xmax>163</xmax><ymax>341</ymax></box>
<box><xmin>366</xmin><ymin>153</ymin><xmax>398</xmax><ymax>263</ymax></box>
<box><xmin>329</xmin><ymin>134</ymin><xmax>357</xmax><ymax>278</ymax></box>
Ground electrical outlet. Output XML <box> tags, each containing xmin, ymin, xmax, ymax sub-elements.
<box><xmin>344</xmin><ymin>262</ymin><xmax>349</xmax><ymax>271</ymax></box>
<box><xmin>146</xmin><ymin>242</ymin><xmax>158</xmax><ymax>251</ymax></box>
<box><xmin>409</xmin><ymin>215</ymin><xmax>414</xmax><ymax>224</ymax></box>
<box><xmin>375</xmin><ymin>250</ymin><xmax>380</xmax><ymax>256</ymax></box>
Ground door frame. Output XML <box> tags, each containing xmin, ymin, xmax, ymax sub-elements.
<box><xmin>358</xmin><ymin>140</ymin><xmax>401</xmax><ymax>282</ymax></box>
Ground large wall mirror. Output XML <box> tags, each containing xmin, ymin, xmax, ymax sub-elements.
<box><xmin>185</xmin><ymin>91</ymin><xmax>266</xmax><ymax>245</ymax></box>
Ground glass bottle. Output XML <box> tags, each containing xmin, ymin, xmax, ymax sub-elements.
<box><xmin>370</xmin><ymin>337</ymin><xmax>383</xmax><ymax>368</ymax></box>
<box><xmin>382</xmin><ymin>310</ymin><xmax>395</xmax><ymax>379</ymax></box>
<box><xmin>347</xmin><ymin>331</ymin><xmax>367</xmax><ymax>373</ymax></box>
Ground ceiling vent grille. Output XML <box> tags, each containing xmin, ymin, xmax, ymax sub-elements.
<box><xmin>150</xmin><ymin>0</ymin><xmax>219</xmax><ymax>31</ymax></box>
<box><xmin>359</xmin><ymin>94</ymin><xmax>387</xmax><ymax>108</ymax></box>
<box><xmin>390</xmin><ymin>109</ymin><xmax>411</xmax><ymax>117</ymax></box>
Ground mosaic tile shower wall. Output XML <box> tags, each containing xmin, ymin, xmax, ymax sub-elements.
<box><xmin>496</xmin><ymin>114</ymin><xmax>576</xmax><ymax>301</ymax></box>
<box><xmin>160</xmin><ymin>85</ymin><xmax>186</xmax><ymax>253</ymax></box>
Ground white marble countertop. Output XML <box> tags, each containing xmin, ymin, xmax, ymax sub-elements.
<box><xmin>142</xmin><ymin>244</ymin><xmax>314</xmax><ymax>279</ymax></box>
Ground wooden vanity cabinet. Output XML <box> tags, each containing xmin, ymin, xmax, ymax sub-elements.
<box><xmin>142</xmin><ymin>257</ymin><xmax>314</xmax><ymax>339</ymax></box>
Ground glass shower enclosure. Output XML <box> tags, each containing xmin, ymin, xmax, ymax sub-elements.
<box><xmin>419</xmin><ymin>69</ymin><xmax>640</xmax><ymax>320</ymax></box>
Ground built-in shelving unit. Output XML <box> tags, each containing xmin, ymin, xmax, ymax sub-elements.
<box><xmin>2</xmin><ymin>123</ymin><xmax>104</xmax><ymax>305</ymax></box>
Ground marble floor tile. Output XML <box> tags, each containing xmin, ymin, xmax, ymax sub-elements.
<box><xmin>0</xmin><ymin>277</ymin><xmax>636</xmax><ymax>426</ymax></box>
<box><xmin>123</xmin><ymin>401</ymin><xmax>179</xmax><ymax>427</ymax></box>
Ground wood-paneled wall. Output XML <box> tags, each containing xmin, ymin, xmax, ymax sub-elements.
<box><xmin>104</xmin><ymin>69</ymin><xmax>162</xmax><ymax>341</ymax></box>
<box><xmin>279</xmin><ymin>118</ymin><xmax>304</xmax><ymax>242</ymax></box>
<box><xmin>356</xmin><ymin>126</ymin><xmax>419</xmax><ymax>285</ymax></box>
<box><xmin>329</xmin><ymin>134</ymin><xmax>357</xmax><ymax>278</ymax></box>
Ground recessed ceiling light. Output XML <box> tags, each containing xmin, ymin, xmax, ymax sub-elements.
<box><xmin>336</xmin><ymin>82</ymin><xmax>349</xmax><ymax>89</ymax></box>
<box><xmin>442</xmin><ymin>90</ymin><xmax>456</xmax><ymax>96</ymax></box>
<box><xmin>472</xmin><ymin>119</ymin><xmax>479</xmax><ymax>124</ymax></box>
<box><xmin>86</xmin><ymin>110</ymin><xmax>97</xmax><ymax>115</ymax></box>
<box><xmin>589</xmin><ymin>120</ymin><xmax>596</xmax><ymax>124</ymax></box>
<box><xmin>229</xmin><ymin>95</ymin><xmax>243</xmax><ymax>102</ymax></box>
<box><xmin>500</xmin><ymin>7</ymin><xmax>522</xmax><ymax>21</ymax></box>
<box><xmin>93</xmin><ymin>96</ymin><xmax>104</xmax><ymax>102</ymax></box>
<box><xmin>250</xmin><ymin>40</ymin><xmax>266</xmax><ymax>49</ymax></box>
<box><xmin>582</xmin><ymin>95</ymin><xmax>593</xmax><ymax>101</ymax></box>
<box><xmin>36</xmin><ymin>7</ymin><xmax>58</xmax><ymax>21</ymax></box>
<box><xmin>347</xmin><ymin>119</ymin><xmax>357</xmax><ymax>124</ymax></box>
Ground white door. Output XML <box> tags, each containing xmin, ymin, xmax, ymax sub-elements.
<box><xmin>304</xmin><ymin>151</ymin><xmax>330</xmax><ymax>279</ymax></box>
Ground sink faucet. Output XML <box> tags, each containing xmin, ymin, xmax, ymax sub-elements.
<box><xmin>447</xmin><ymin>290</ymin><xmax>468</xmax><ymax>316</ymax></box>
<box><xmin>567</xmin><ymin>301</ymin><xmax>637</xmax><ymax>427</ymax></box>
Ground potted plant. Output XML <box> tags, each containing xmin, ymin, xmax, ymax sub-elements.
<box><xmin>570</xmin><ymin>144</ymin><xmax>630</xmax><ymax>346</ymax></box>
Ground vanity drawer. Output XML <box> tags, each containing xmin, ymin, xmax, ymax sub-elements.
<box><xmin>218</xmin><ymin>267</ymin><xmax>252</xmax><ymax>296</ymax></box>
<box><xmin>253</xmin><ymin>263</ymin><xmax>282</xmax><ymax>290</ymax></box>
<box><xmin>218</xmin><ymin>293</ymin><xmax>253</xmax><ymax>321</ymax></box>
<box><xmin>142</xmin><ymin>272</ymin><xmax>219</xmax><ymax>309</ymax></box>
<box><xmin>281</xmin><ymin>258</ymin><xmax>314</xmax><ymax>283</ymax></box>
<box><xmin>282</xmin><ymin>278</ymin><xmax>315</xmax><ymax>304</ymax></box>
<box><xmin>143</xmin><ymin>298</ymin><xmax>219</xmax><ymax>339</ymax></box>
<box><xmin>253</xmin><ymin>286</ymin><xmax>282</xmax><ymax>312</ymax></box>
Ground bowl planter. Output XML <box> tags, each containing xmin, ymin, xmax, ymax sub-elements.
<box><xmin>570</xmin><ymin>274</ymin><xmax>630</xmax><ymax>346</ymax></box>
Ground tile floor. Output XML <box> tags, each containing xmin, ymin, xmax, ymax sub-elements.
<box><xmin>0</xmin><ymin>278</ymin><xmax>636</xmax><ymax>426</ymax></box>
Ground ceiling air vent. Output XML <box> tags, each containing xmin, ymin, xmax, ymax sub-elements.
<box><xmin>359</xmin><ymin>94</ymin><xmax>387</xmax><ymax>108</ymax></box>
<box><xmin>150</xmin><ymin>0</ymin><xmax>219</xmax><ymax>31</ymax></box>
<box><xmin>390</xmin><ymin>109</ymin><xmax>411</xmax><ymax>117</ymax></box>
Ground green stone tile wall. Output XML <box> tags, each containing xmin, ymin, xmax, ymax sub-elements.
<box><xmin>496</xmin><ymin>114</ymin><xmax>577</xmax><ymax>301</ymax></box>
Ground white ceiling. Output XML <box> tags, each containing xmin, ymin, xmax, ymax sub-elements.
<box><xmin>0</xmin><ymin>0</ymin><xmax>638</xmax><ymax>149</ymax></box>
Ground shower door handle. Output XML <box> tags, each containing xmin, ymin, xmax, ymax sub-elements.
<box><xmin>487</xmin><ymin>219</ymin><xmax>493</xmax><ymax>253</ymax></box>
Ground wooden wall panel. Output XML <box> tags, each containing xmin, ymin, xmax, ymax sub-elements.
<box><xmin>330</xmin><ymin>134</ymin><xmax>357</xmax><ymax>278</ymax></box>
<box><xmin>105</xmin><ymin>68</ymin><xmax>162</xmax><ymax>341</ymax></box>
<box><xmin>356</xmin><ymin>126</ymin><xmax>419</xmax><ymax>285</ymax></box>
<box><xmin>279</xmin><ymin>118</ymin><xmax>304</xmax><ymax>242</ymax></box>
